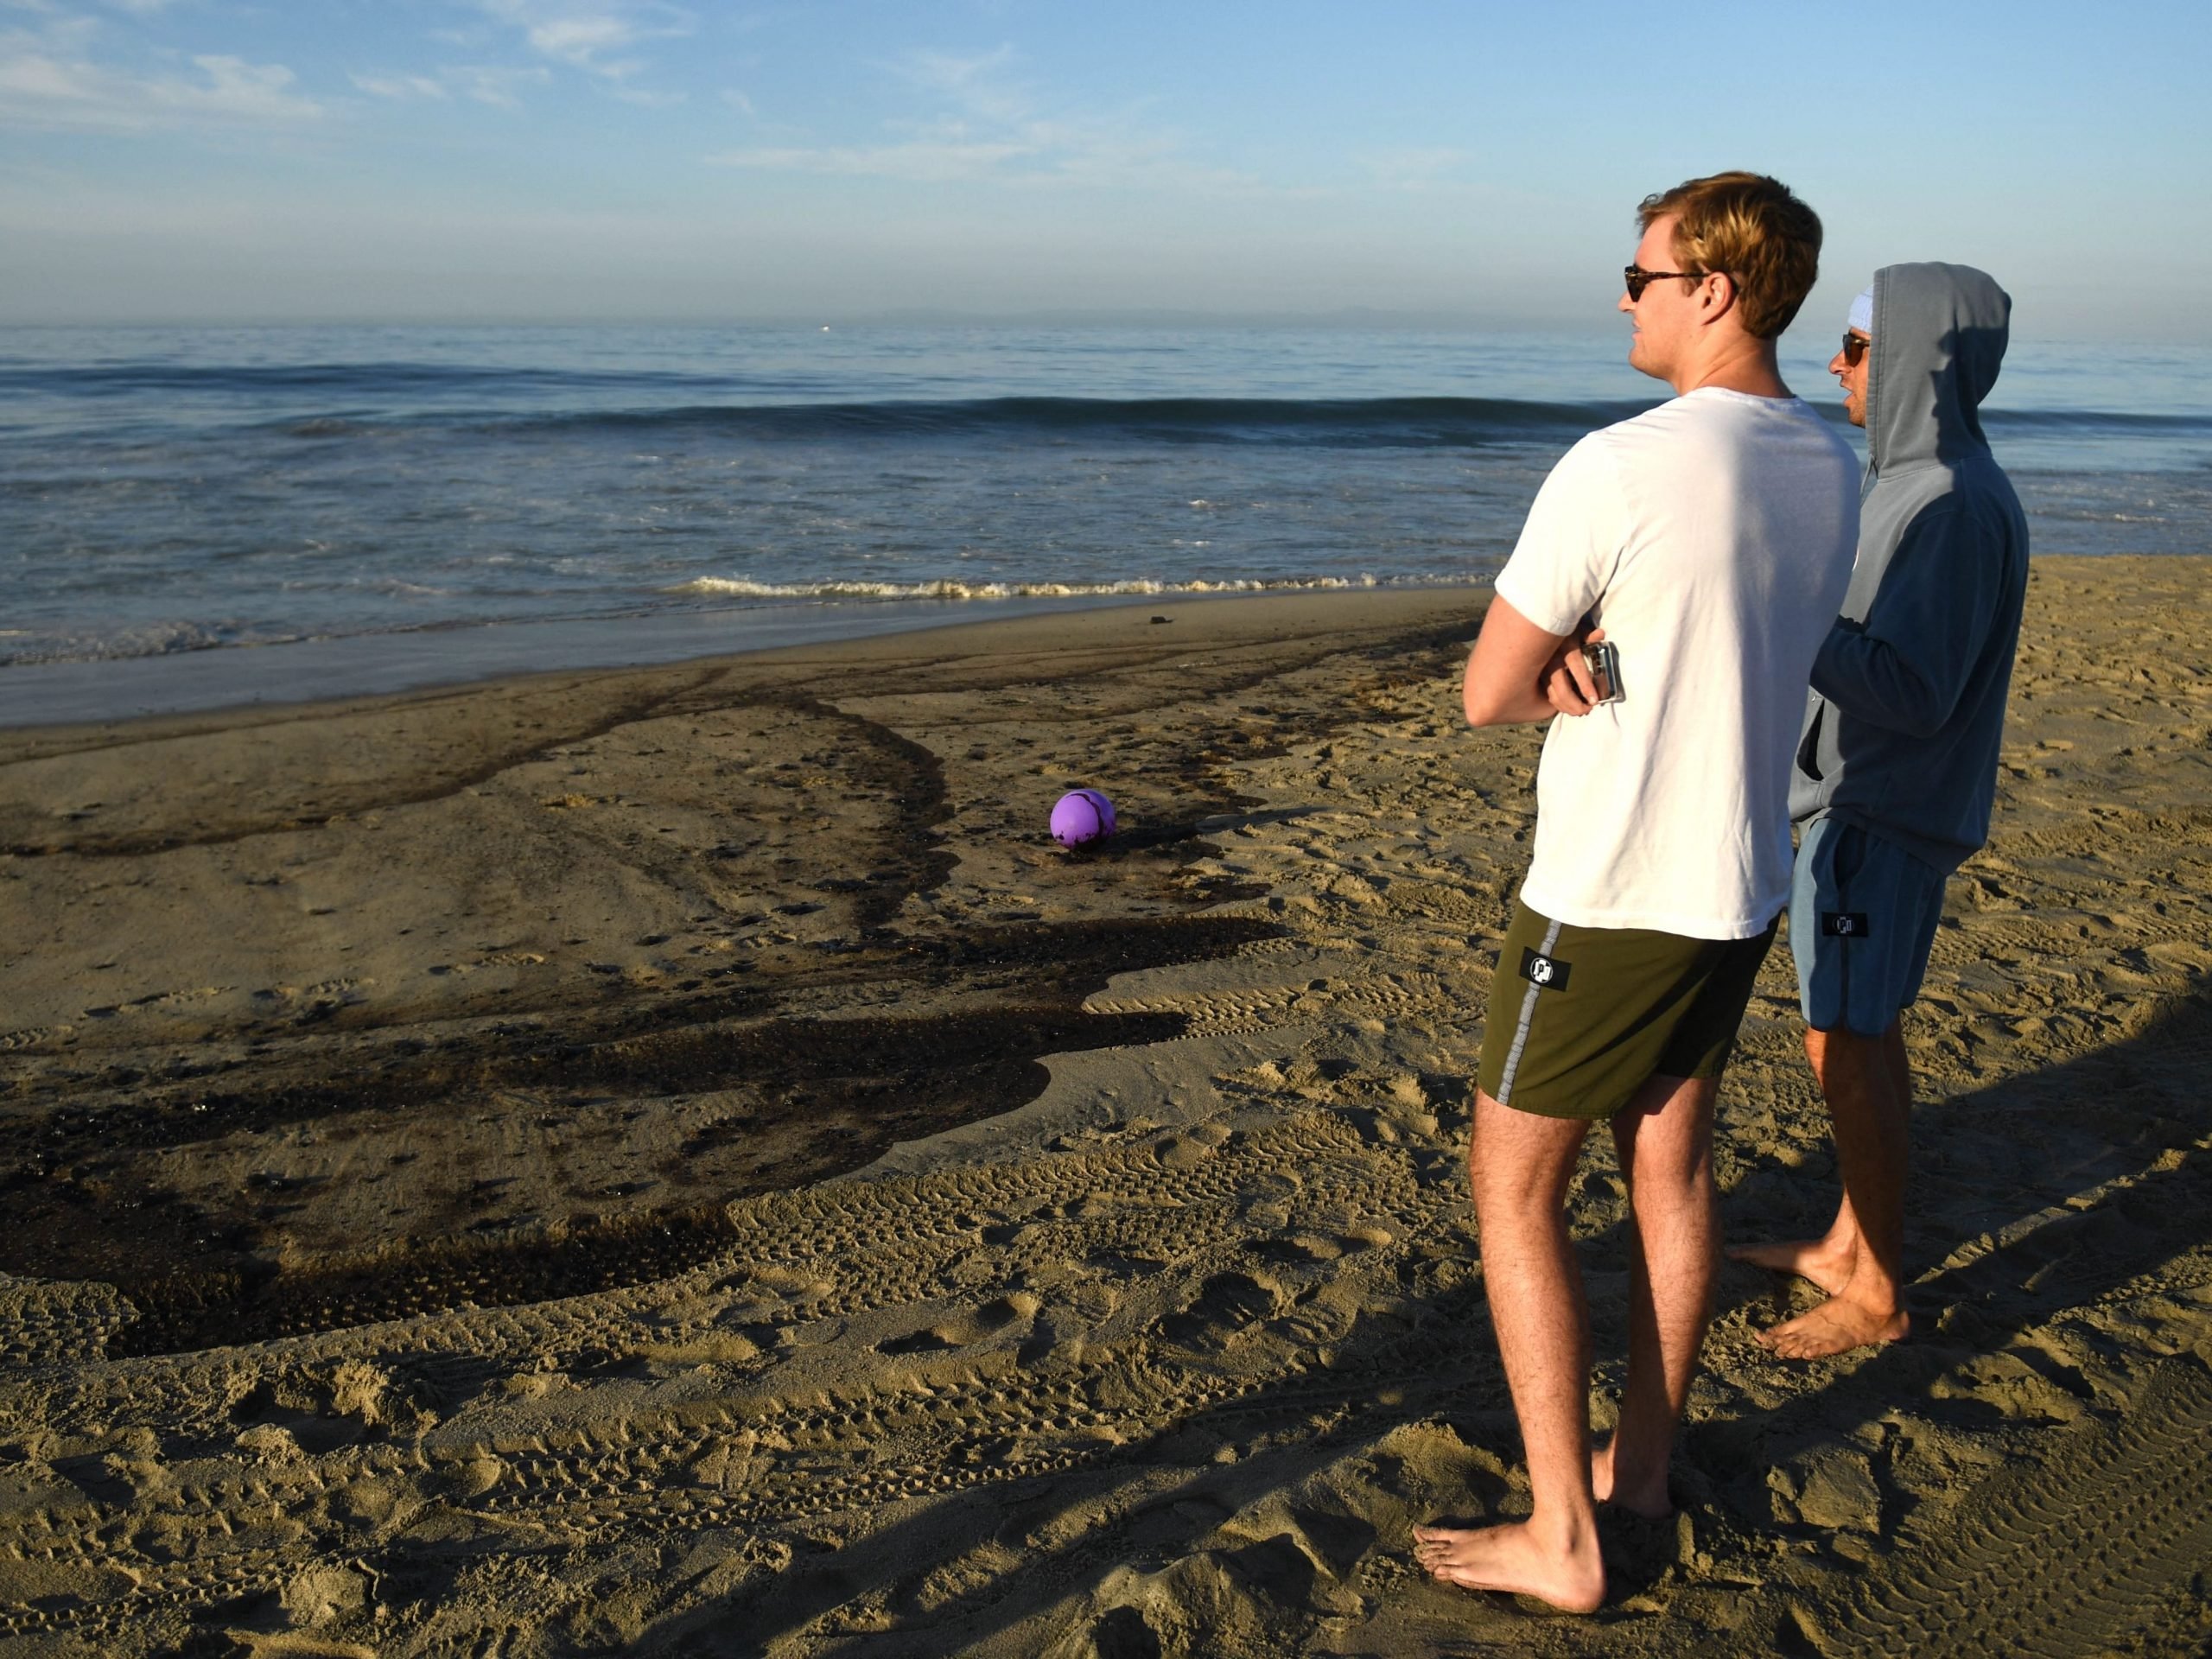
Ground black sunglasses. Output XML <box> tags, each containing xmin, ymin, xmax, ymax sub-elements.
<box><xmin>1623</xmin><ymin>264</ymin><xmax>1708</xmax><ymax>302</ymax></box>
<box><xmin>1840</xmin><ymin>331</ymin><xmax>1871</xmax><ymax>367</ymax></box>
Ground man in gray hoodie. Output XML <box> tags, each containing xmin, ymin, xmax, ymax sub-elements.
<box><xmin>1732</xmin><ymin>263</ymin><xmax>2031</xmax><ymax>1358</ymax></box>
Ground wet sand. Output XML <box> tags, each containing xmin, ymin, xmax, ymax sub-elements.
<box><xmin>1</xmin><ymin>562</ymin><xmax>2209</xmax><ymax>1656</ymax></box>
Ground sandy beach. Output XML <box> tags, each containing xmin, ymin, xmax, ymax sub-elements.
<box><xmin>2</xmin><ymin>557</ymin><xmax>2209</xmax><ymax>1657</ymax></box>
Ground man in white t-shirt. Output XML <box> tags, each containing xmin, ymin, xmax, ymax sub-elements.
<box><xmin>1413</xmin><ymin>172</ymin><xmax>1859</xmax><ymax>1612</ymax></box>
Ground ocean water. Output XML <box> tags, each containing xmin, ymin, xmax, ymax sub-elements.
<box><xmin>3</xmin><ymin>324</ymin><xmax>2208</xmax><ymax>718</ymax></box>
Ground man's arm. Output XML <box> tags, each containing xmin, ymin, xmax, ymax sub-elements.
<box><xmin>1812</xmin><ymin>506</ymin><xmax>2008</xmax><ymax>738</ymax></box>
<box><xmin>1465</xmin><ymin>595</ymin><xmax>1586</xmax><ymax>727</ymax></box>
<box><xmin>1476</xmin><ymin>430</ymin><xmax>1620</xmax><ymax>725</ymax></box>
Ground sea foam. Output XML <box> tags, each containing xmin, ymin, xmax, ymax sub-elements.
<box><xmin>662</xmin><ymin>574</ymin><xmax>1457</xmax><ymax>602</ymax></box>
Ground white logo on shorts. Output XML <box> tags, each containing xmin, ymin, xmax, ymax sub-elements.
<box><xmin>1518</xmin><ymin>945</ymin><xmax>1573</xmax><ymax>990</ymax></box>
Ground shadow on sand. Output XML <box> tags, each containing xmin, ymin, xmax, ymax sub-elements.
<box><xmin>618</xmin><ymin>980</ymin><xmax>2212</xmax><ymax>1656</ymax></box>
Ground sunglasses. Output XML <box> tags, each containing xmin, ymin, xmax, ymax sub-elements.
<box><xmin>1840</xmin><ymin>331</ymin><xmax>1871</xmax><ymax>367</ymax></box>
<box><xmin>1623</xmin><ymin>264</ymin><xmax>1708</xmax><ymax>302</ymax></box>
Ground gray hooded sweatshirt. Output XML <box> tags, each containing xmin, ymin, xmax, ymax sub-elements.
<box><xmin>1789</xmin><ymin>262</ymin><xmax>2030</xmax><ymax>873</ymax></box>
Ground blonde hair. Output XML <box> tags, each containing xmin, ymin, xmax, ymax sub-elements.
<box><xmin>1637</xmin><ymin>172</ymin><xmax>1822</xmax><ymax>340</ymax></box>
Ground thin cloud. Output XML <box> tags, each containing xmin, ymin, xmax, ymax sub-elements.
<box><xmin>709</xmin><ymin>43</ymin><xmax>1258</xmax><ymax>194</ymax></box>
<box><xmin>709</xmin><ymin>138</ymin><xmax>1034</xmax><ymax>183</ymax></box>
<box><xmin>351</xmin><ymin>59</ymin><xmax>550</xmax><ymax>110</ymax></box>
<box><xmin>895</xmin><ymin>44</ymin><xmax>1027</xmax><ymax>121</ymax></box>
<box><xmin>1362</xmin><ymin>146</ymin><xmax>1478</xmax><ymax>191</ymax></box>
<box><xmin>351</xmin><ymin>71</ymin><xmax>449</xmax><ymax>102</ymax></box>
<box><xmin>451</xmin><ymin>63</ymin><xmax>550</xmax><ymax>108</ymax></box>
<box><xmin>715</xmin><ymin>82</ymin><xmax>808</xmax><ymax>142</ymax></box>
<box><xmin>477</xmin><ymin>0</ymin><xmax>690</xmax><ymax>97</ymax></box>
<box><xmin>530</xmin><ymin>16</ymin><xmax>635</xmax><ymax>64</ymax></box>
<box><xmin>0</xmin><ymin>22</ymin><xmax>323</xmax><ymax>131</ymax></box>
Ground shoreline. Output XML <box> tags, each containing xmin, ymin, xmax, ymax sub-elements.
<box><xmin>0</xmin><ymin>584</ymin><xmax>1478</xmax><ymax>732</ymax></box>
<box><xmin>2</xmin><ymin>558</ymin><xmax>2209</xmax><ymax>1656</ymax></box>
<box><xmin>10</xmin><ymin>543</ymin><xmax>2190</xmax><ymax>736</ymax></box>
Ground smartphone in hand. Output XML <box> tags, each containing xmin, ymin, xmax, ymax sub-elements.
<box><xmin>1582</xmin><ymin>640</ymin><xmax>1623</xmax><ymax>705</ymax></box>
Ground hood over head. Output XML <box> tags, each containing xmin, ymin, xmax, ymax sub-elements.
<box><xmin>1867</xmin><ymin>262</ymin><xmax>2011</xmax><ymax>474</ymax></box>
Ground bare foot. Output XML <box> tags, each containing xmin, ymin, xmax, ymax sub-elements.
<box><xmin>1727</xmin><ymin>1234</ymin><xmax>1856</xmax><ymax>1296</ymax></box>
<box><xmin>1411</xmin><ymin>1520</ymin><xmax>1605</xmax><ymax>1613</ymax></box>
<box><xmin>1757</xmin><ymin>1295</ymin><xmax>1910</xmax><ymax>1359</ymax></box>
<box><xmin>1590</xmin><ymin>1436</ymin><xmax>1671</xmax><ymax>1520</ymax></box>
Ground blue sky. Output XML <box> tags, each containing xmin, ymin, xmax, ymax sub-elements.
<box><xmin>2</xmin><ymin>0</ymin><xmax>2206</xmax><ymax>336</ymax></box>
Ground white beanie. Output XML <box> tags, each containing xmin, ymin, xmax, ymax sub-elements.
<box><xmin>1847</xmin><ymin>288</ymin><xmax>1874</xmax><ymax>335</ymax></box>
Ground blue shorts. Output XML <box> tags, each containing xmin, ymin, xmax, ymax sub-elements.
<box><xmin>1789</xmin><ymin>814</ymin><xmax>1948</xmax><ymax>1037</ymax></box>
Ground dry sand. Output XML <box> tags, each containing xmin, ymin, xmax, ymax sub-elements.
<box><xmin>1</xmin><ymin>560</ymin><xmax>2208</xmax><ymax>1657</ymax></box>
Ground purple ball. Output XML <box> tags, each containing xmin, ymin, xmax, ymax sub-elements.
<box><xmin>1051</xmin><ymin>788</ymin><xmax>1117</xmax><ymax>848</ymax></box>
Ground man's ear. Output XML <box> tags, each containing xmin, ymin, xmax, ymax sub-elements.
<box><xmin>1699</xmin><ymin>271</ymin><xmax>1739</xmax><ymax>327</ymax></box>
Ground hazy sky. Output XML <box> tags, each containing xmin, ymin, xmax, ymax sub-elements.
<box><xmin>3</xmin><ymin>0</ymin><xmax>2206</xmax><ymax>337</ymax></box>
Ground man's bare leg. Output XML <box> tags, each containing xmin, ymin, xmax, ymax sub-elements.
<box><xmin>1593</xmin><ymin>1073</ymin><xmax>1719</xmax><ymax>1518</ymax></box>
<box><xmin>1725</xmin><ymin>1028</ymin><xmax>1860</xmax><ymax>1294</ymax></box>
<box><xmin>1716</xmin><ymin>1026</ymin><xmax>1858</xmax><ymax>1300</ymax></box>
<box><xmin>1413</xmin><ymin>1091</ymin><xmax>1605</xmax><ymax>1612</ymax></box>
<box><xmin>1758</xmin><ymin>1021</ymin><xmax>1912</xmax><ymax>1357</ymax></box>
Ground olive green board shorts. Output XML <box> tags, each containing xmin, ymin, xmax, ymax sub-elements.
<box><xmin>1476</xmin><ymin>900</ymin><xmax>1779</xmax><ymax>1121</ymax></box>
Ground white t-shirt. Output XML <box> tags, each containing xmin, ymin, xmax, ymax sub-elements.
<box><xmin>1493</xmin><ymin>388</ymin><xmax>1859</xmax><ymax>939</ymax></box>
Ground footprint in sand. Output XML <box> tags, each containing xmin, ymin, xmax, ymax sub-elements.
<box><xmin>874</xmin><ymin>1292</ymin><xmax>1041</xmax><ymax>1356</ymax></box>
<box><xmin>1155</xmin><ymin>1270</ymin><xmax>1286</xmax><ymax>1351</ymax></box>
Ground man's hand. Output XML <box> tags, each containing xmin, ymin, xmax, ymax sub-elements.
<box><xmin>1541</xmin><ymin>626</ymin><xmax>1607</xmax><ymax>716</ymax></box>
<box><xmin>1464</xmin><ymin>597</ymin><xmax>1577</xmax><ymax>728</ymax></box>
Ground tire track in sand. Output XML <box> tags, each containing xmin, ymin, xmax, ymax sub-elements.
<box><xmin>1800</xmin><ymin>1351</ymin><xmax>2212</xmax><ymax>1658</ymax></box>
<box><xmin>0</xmin><ymin>1110</ymin><xmax>1482</xmax><ymax>1650</ymax></box>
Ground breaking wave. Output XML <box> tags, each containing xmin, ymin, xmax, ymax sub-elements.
<box><xmin>663</xmin><ymin>573</ymin><xmax>1479</xmax><ymax>601</ymax></box>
